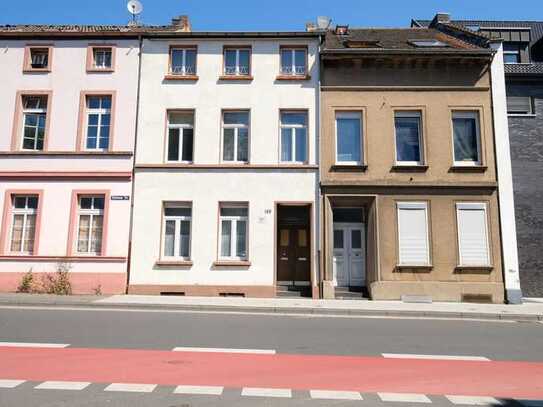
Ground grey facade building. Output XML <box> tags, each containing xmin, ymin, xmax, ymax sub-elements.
<box><xmin>412</xmin><ymin>16</ymin><xmax>543</xmax><ymax>297</ymax></box>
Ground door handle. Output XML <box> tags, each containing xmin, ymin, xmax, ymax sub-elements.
<box><xmin>280</xmin><ymin>257</ymin><xmax>288</xmax><ymax>260</ymax></box>
<box><xmin>297</xmin><ymin>257</ymin><xmax>307</xmax><ymax>261</ymax></box>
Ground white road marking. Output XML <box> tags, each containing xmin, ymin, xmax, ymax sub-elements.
<box><xmin>172</xmin><ymin>346</ymin><xmax>276</xmax><ymax>354</ymax></box>
<box><xmin>0</xmin><ymin>379</ymin><xmax>25</xmax><ymax>388</ymax></box>
<box><xmin>310</xmin><ymin>390</ymin><xmax>363</xmax><ymax>400</ymax></box>
<box><xmin>0</xmin><ymin>342</ymin><xmax>69</xmax><ymax>348</ymax></box>
<box><xmin>35</xmin><ymin>381</ymin><xmax>90</xmax><ymax>390</ymax></box>
<box><xmin>378</xmin><ymin>392</ymin><xmax>432</xmax><ymax>403</ymax></box>
<box><xmin>104</xmin><ymin>383</ymin><xmax>157</xmax><ymax>393</ymax></box>
<box><xmin>382</xmin><ymin>353</ymin><xmax>490</xmax><ymax>361</ymax></box>
<box><xmin>174</xmin><ymin>385</ymin><xmax>224</xmax><ymax>395</ymax></box>
<box><xmin>446</xmin><ymin>395</ymin><xmax>503</xmax><ymax>405</ymax></box>
<box><xmin>241</xmin><ymin>387</ymin><xmax>292</xmax><ymax>398</ymax></box>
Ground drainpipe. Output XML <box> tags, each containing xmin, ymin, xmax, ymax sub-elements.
<box><xmin>488</xmin><ymin>40</ymin><xmax>523</xmax><ymax>304</ymax></box>
<box><xmin>125</xmin><ymin>34</ymin><xmax>144</xmax><ymax>294</ymax></box>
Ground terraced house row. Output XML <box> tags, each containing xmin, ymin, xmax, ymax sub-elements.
<box><xmin>0</xmin><ymin>12</ymin><xmax>535</xmax><ymax>303</ymax></box>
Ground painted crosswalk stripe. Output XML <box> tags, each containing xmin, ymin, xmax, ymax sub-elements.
<box><xmin>382</xmin><ymin>353</ymin><xmax>490</xmax><ymax>361</ymax></box>
<box><xmin>446</xmin><ymin>395</ymin><xmax>503</xmax><ymax>405</ymax></box>
<box><xmin>378</xmin><ymin>392</ymin><xmax>432</xmax><ymax>403</ymax></box>
<box><xmin>172</xmin><ymin>346</ymin><xmax>276</xmax><ymax>354</ymax></box>
<box><xmin>0</xmin><ymin>380</ymin><xmax>25</xmax><ymax>388</ymax></box>
<box><xmin>104</xmin><ymin>383</ymin><xmax>157</xmax><ymax>393</ymax></box>
<box><xmin>0</xmin><ymin>342</ymin><xmax>70</xmax><ymax>348</ymax></box>
<box><xmin>241</xmin><ymin>387</ymin><xmax>292</xmax><ymax>398</ymax></box>
<box><xmin>174</xmin><ymin>385</ymin><xmax>224</xmax><ymax>395</ymax></box>
<box><xmin>310</xmin><ymin>390</ymin><xmax>363</xmax><ymax>400</ymax></box>
<box><xmin>35</xmin><ymin>381</ymin><xmax>90</xmax><ymax>391</ymax></box>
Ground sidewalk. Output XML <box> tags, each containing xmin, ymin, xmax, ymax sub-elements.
<box><xmin>1</xmin><ymin>293</ymin><xmax>542</xmax><ymax>321</ymax></box>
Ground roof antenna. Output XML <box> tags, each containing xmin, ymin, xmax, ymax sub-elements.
<box><xmin>127</xmin><ymin>0</ymin><xmax>143</xmax><ymax>26</ymax></box>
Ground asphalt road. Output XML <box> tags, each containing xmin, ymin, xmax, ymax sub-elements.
<box><xmin>0</xmin><ymin>305</ymin><xmax>542</xmax><ymax>407</ymax></box>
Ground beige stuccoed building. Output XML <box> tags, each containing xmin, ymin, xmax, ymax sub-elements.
<box><xmin>318</xmin><ymin>19</ymin><xmax>512</xmax><ymax>302</ymax></box>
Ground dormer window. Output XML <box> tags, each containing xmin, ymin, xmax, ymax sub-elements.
<box><xmin>23</xmin><ymin>45</ymin><xmax>52</xmax><ymax>72</ymax></box>
<box><xmin>410</xmin><ymin>39</ymin><xmax>448</xmax><ymax>47</ymax></box>
<box><xmin>86</xmin><ymin>45</ymin><xmax>115</xmax><ymax>72</ymax></box>
<box><xmin>503</xmin><ymin>43</ymin><xmax>522</xmax><ymax>64</ymax></box>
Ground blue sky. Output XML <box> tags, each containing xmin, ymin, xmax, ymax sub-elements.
<box><xmin>2</xmin><ymin>0</ymin><xmax>542</xmax><ymax>30</ymax></box>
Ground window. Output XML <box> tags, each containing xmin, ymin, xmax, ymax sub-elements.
<box><xmin>92</xmin><ymin>48</ymin><xmax>112</xmax><ymax>69</ymax></box>
<box><xmin>163</xmin><ymin>204</ymin><xmax>192</xmax><ymax>259</ymax></box>
<box><xmin>222</xmin><ymin>111</ymin><xmax>249</xmax><ymax>162</ymax></box>
<box><xmin>26</xmin><ymin>47</ymin><xmax>50</xmax><ymax>70</ymax></box>
<box><xmin>167</xmin><ymin>112</ymin><xmax>194</xmax><ymax>162</ymax></box>
<box><xmin>280</xmin><ymin>47</ymin><xmax>307</xmax><ymax>76</ymax></box>
<box><xmin>335</xmin><ymin>112</ymin><xmax>362</xmax><ymax>164</ymax></box>
<box><xmin>170</xmin><ymin>47</ymin><xmax>197</xmax><ymax>76</ymax></box>
<box><xmin>280</xmin><ymin>111</ymin><xmax>308</xmax><ymax>163</ymax></box>
<box><xmin>395</xmin><ymin>111</ymin><xmax>423</xmax><ymax>165</ymax></box>
<box><xmin>85</xmin><ymin>96</ymin><xmax>112</xmax><ymax>150</ymax></box>
<box><xmin>223</xmin><ymin>47</ymin><xmax>251</xmax><ymax>76</ymax></box>
<box><xmin>397</xmin><ymin>202</ymin><xmax>430</xmax><ymax>266</ymax></box>
<box><xmin>409</xmin><ymin>39</ymin><xmax>448</xmax><ymax>47</ymax></box>
<box><xmin>507</xmin><ymin>96</ymin><xmax>534</xmax><ymax>115</ymax></box>
<box><xmin>219</xmin><ymin>204</ymin><xmax>248</xmax><ymax>260</ymax></box>
<box><xmin>503</xmin><ymin>43</ymin><xmax>521</xmax><ymax>64</ymax></box>
<box><xmin>456</xmin><ymin>203</ymin><xmax>490</xmax><ymax>266</ymax></box>
<box><xmin>76</xmin><ymin>196</ymin><xmax>104</xmax><ymax>255</ymax></box>
<box><xmin>9</xmin><ymin>196</ymin><xmax>38</xmax><ymax>254</ymax></box>
<box><xmin>452</xmin><ymin>111</ymin><xmax>481</xmax><ymax>166</ymax></box>
<box><xmin>21</xmin><ymin>96</ymin><xmax>47</xmax><ymax>151</ymax></box>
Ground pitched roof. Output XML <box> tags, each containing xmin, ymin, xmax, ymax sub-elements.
<box><xmin>322</xmin><ymin>27</ymin><xmax>490</xmax><ymax>55</ymax></box>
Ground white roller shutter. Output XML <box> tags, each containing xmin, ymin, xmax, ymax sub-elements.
<box><xmin>456</xmin><ymin>203</ymin><xmax>490</xmax><ymax>266</ymax></box>
<box><xmin>397</xmin><ymin>202</ymin><xmax>430</xmax><ymax>265</ymax></box>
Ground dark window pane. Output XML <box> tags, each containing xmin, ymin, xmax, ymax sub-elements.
<box><xmin>182</xmin><ymin>129</ymin><xmax>193</xmax><ymax>162</ymax></box>
<box><xmin>281</xmin><ymin>112</ymin><xmax>307</xmax><ymax>126</ymax></box>
<box><xmin>337</xmin><ymin>117</ymin><xmax>361</xmax><ymax>162</ymax></box>
<box><xmin>294</xmin><ymin>49</ymin><xmax>306</xmax><ymax>74</ymax></box>
<box><xmin>13</xmin><ymin>197</ymin><xmax>27</xmax><ymax>208</ymax></box>
<box><xmin>164</xmin><ymin>220</ymin><xmax>175</xmax><ymax>256</ymax></box>
<box><xmin>88</xmin><ymin>97</ymin><xmax>100</xmax><ymax>109</ymax></box>
<box><xmin>221</xmin><ymin>220</ymin><xmax>232</xmax><ymax>257</ymax></box>
<box><xmin>101</xmin><ymin>96</ymin><xmax>112</xmax><ymax>110</ymax></box>
<box><xmin>333</xmin><ymin>230</ymin><xmax>343</xmax><ymax>249</ymax></box>
<box><xmin>224</xmin><ymin>112</ymin><xmax>249</xmax><ymax>125</ymax></box>
<box><xmin>223</xmin><ymin>128</ymin><xmax>235</xmax><ymax>161</ymax></box>
<box><xmin>236</xmin><ymin>220</ymin><xmax>247</xmax><ymax>257</ymax></box>
<box><xmin>238</xmin><ymin>50</ymin><xmax>250</xmax><ymax>74</ymax></box>
<box><xmin>224</xmin><ymin>50</ymin><xmax>236</xmax><ymax>74</ymax></box>
<box><xmin>171</xmin><ymin>49</ymin><xmax>184</xmax><ymax>72</ymax></box>
<box><xmin>453</xmin><ymin>117</ymin><xmax>479</xmax><ymax>162</ymax></box>
<box><xmin>179</xmin><ymin>220</ymin><xmax>191</xmax><ymax>257</ymax></box>
<box><xmin>168</xmin><ymin>128</ymin><xmax>180</xmax><ymax>161</ymax></box>
<box><xmin>80</xmin><ymin>197</ymin><xmax>93</xmax><ymax>209</ymax></box>
<box><xmin>24</xmin><ymin>114</ymin><xmax>37</xmax><ymax>127</ymax></box>
<box><xmin>281</xmin><ymin>128</ymin><xmax>292</xmax><ymax>161</ymax></box>
<box><xmin>164</xmin><ymin>207</ymin><xmax>191</xmax><ymax>217</ymax></box>
<box><xmin>88</xmin><ymin>114</ymin><xmax>99</xmax><ymax>126</ymax></box>
<box><xmin>99</xmin><ymin>127</ymin><xmax>109</xmax><ymax>149</ymax></box>
<box><xmin>281</xmin><ymin>49</ymin><xmax>292</xmax><ymax>73</ymax></box>
<box><xmin>333</xmin><ymin>208</ymin><xmax>363</xmax><ymax>223</ymax></box>
<box><xmin>94</xmin><ymin>197</ymin><xmax>105</xmax><ymax>210</ymax></box>
<box><xmin>185</xmin><ymin>49</ymin><xmax>196</xmax><ymax>74</ymax></box>
<box><xmin>27</xmin><ymin>197</ymin><xmax>38</xmax><ymax>209</ymax></box>
<box><xmin>237</xmin><ymin>128</ymin><xmax>248</xmax><ymax>162</ymax></box>
<box><xmin>220</xmin><ymin>207</ymin><xmax>248</xmax><ymax>217</ymax></box>
<box><xmin>101</xmin><ymin>114</ymin><xmax>111</xmax><ymax>126</ymax></box>
<box><xmin>295</xmin><ymin>128</ymin><xmax>307</xmax><ymax>162</ymax></box>
<box><xmin>395</xmin><ymin>116</ymin><xmax>421</xmax><ymax>162</ymax></box>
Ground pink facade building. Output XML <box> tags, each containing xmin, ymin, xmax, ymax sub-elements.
<box><xmin>0</xmin><ymin>27</ymin><xmax>141</xmax><ymax>294</ymax></box>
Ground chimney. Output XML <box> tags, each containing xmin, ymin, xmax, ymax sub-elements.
<box><xmin>305</xmin><ymin>22</ymin><xmax>317</xmax><ymax>32</ymax></box>
<box><xmin>171</xmin><ymin>15</ymin><xmax>191</xmax><ymax>32</ymax></box>
<box><xmin>335</xmin><ymin>25</ymin><xmax>349</xmax><ymax>36</ymax></box>
<box><xmin>430</xmin><ymin>12</ymin><xmax>451</xmax><ymax>26</ymax></box>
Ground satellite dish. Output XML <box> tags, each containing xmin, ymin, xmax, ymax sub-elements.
<box><xmin>127</xmin><ymin>0</ymin><xmax>143</xmax><ymax>15</ymax></box>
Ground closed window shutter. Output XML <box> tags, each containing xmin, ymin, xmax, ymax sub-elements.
<box><xmin>456</xmin><ymin>203</ymin><xmax>490</xmax><ymax>266</ymax></box>
<box><xmin>506</xmin><ymin>96</ymin><xmax>532</xmax><ymax>114</ymax></box>
<box><xmin>397</xmin><ymin>202</ymin><xmax>430</xmax><ymax>265</ymax></box>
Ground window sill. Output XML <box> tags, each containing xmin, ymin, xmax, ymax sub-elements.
<box><xmin>391</xmin><ymin>164</ymin><xmax>429</xmax><ymax>172</ymax></box>
<box><xmin>164</xmin><ymin>74</ymin><xmax>199</xmax><ymax>81</ymax></box>
<box><xmin>276</xmin><ymin>74</ymin><xmax>311</xmax><ymax>81</ymax></box>
<box><xmin>219</xmin><ymin>75</ymin><xmax>254</xmax><ymax>81</ymax></box>
<box><xmin>395</xmin><ymin>265</ymin><xmax>433</xmax><ymax>272</ymax></box>
<box><xmin>454</xmin><ymin>265</ymin><xmax>493</xmax><ymax>273</ymax></box>
<box><xmin>23</xmin><ymin>68</ymin><xmax>51</xmax><ymax>73</ymax></box>
<box><xmin>155</xmin><ymin>260</ymin><xmax>193</xmax><ymax>267</ymax></box>
<box><xmin>212</xmin><ymin>260</ymin><xmax>251</xmax><ymax>267</ymax></box>
<box><xmin>449</xmin><ymin>165</ymin><xmax>488</xmax><ymax>173</ymax></box>
<box><xmin>87</xmin><ymin>68</ymin><xmax>115</xmax><ymax>73</ymax></box>
<box><xmin>508</xmin><ymin>113</ymin><xmax>536</xmax><ymax>118</ymax></box>
<box><xmin>331</xmin><ymin>164</ymin><xmax>367</xmax><ymax>172</ymax></box>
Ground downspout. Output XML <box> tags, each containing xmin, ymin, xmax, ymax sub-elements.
<box><xmin>125</xmin><ymin>34</ymin><xmax>143</xmax><ymax>294</ymax></box>
<box><xmin>488</xmin><ymin>40</ymin><xmax>523</xmax><ymax>304</ymax></box>
<box><xmin>316</xmin><ymin>31</ymin><xmax>324</xmax><ymax>298</ymax></box>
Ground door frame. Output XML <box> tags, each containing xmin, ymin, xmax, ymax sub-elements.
<box><xmin>274</xmin><ymin>202</ymin><xmax>314</xmax><ymax>295</ymax></box>
<box><xmin>332</xmin><ymin>221</ymin><xmax>366</xmax><ymax>287</ymax></box>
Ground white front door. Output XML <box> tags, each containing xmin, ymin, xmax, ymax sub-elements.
<box><xmin>333</xmin><ymin>223</ymin><xmax>366</xmax><ymax>287</ymax></box>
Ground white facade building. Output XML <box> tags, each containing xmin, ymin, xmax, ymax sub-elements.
<box><xmin>129</xmin><ymin>31</ymin><xmax>321</xmax><ymax>297</ymax></box>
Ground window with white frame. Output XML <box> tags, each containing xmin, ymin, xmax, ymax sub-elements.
<box><xmin>21</xmin><ymin>95</ymin><xmax>47</xmax><ymax>151</ymax></box>
<box><xmin>222</xmin><ymin>111</ymin><xmax>249</xmax><ymax>162</ymax></box>
<box><xmin>223</xmin><ymin>47</ymin><xmax>250</xmax><ymax>76</ymax></box>
<box><xmin>92</xmin><ymin>47</ymin><xmax>112</xmax><ymax>69</ymax></box>
<box><xmin>397</xmin><ymin>202</ymin><xmax>430</xmax><ymax>266</ymax></box>
<box><xmin>280</xmin><ymin>111</ymin><xmax>308</xmax><ymax>163</ymax></box>
<box><xmin>503</xmin><ymin>43</ymin><xmax>521</xmax><ymax>64</ymax></box>
<box><xmin>85</xmin><ymin>95</ymin><xmax>112</xmax><ymax>150</ymax></box>
<box><xmin>9</xmin><ymin>196</ymin><xmax>38</xmax><ymax>254</ymax></box>
<box><xmin>280</xmin><ymin>47</ymin><xmax>307</xmax><ymax>76</ymax></box>
<box><xmin>395</xmin><ymin>111</ymin><xmax>423</xmax><ymax>165</ymax></box>
<box><xmin>452</xmin><ymin>111</ymin><xmax>481</xmax><ymax>166</ymax></box>
<box><xmin>170</xmin><ymin>47</ymin><xmax>197</xmax><ymax>75</ymax></box>
<box><xmin>76</xmin><ymin>196</ymin><xmax>104</xmax><ymax>255</ymax></box>
<box><xmin>163</xmin><ymin>204</ymin><xmax>192</xmax><ymax>259</ymax></box>
<box><xmin>507</xmin><ymin>96</ymin><xmax>534</xmax><ymax>115</ymax></box>
<box><xmin>456</xmin><ymin>203</ymin><xmax>491</xmax><ymax>266</ymax></box>
<box><xmin>335</xmin><ymin>111</ymin><xmax>362</xmax><ymax>164</ymax></box>
<box><xmin>219</xmin><ymin>204</ymin><xmax>248</xmax><ymax>260</ymax></box>
<box><xmin>167</xmin><ymin>111</ymin><xmax>194</xmax><ymax>162</ymax></box>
